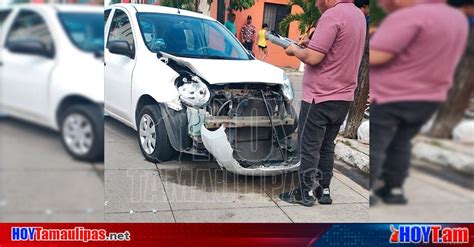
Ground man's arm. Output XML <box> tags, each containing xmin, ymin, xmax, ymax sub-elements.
<box><xmin>252</xmin><ymin>27</ymin><xmax>256</xmax><ymax>42</ymax></box>
<box><xmin>286</xmin><ymin>44</ymin><xmax>326</xmax><ymax>66</ymax></box>
<box><xmin>369</xmin><ymin>49</ymin><xmax>395</xmax><ymax>65</ymax></box>
<box><xmin>369</xmin><ymin>11</ymin><xmax>419</xmax><ymax>65</ymax></box>
<box><xmin>285</xmin><ymin>13</ymin><xmax>337</xmax><ymax>66</ymax></box>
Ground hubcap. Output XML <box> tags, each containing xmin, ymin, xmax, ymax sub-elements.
<box><xmin>139</xmin><ymin>114</ymin><xmax>156</xmax><ymax>155</ymax></box>
<box><xmin>63</xmin><ymin>113</ymin><xmax>94</xmax><ymax>156</ymax></box>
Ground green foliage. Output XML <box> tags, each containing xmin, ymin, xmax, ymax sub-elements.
<box><xmin>279</xmin><ymin>0</ymin><xmax>320</xmax><ymax>36</ymax></box>
<box><xmin>206</xmin><ymin>0</ymin><xmax>256</xmax><ymax>11</ymax></box>
<box><xmin>370</xmin><ymin>0</ymin><xmax>386</xmax><ymax>26</ymax></box>
<box><xmin>228</xmin><ymin>0</ymin><xmax>256</xmax><ymax>11</ymax></box>
<box><xmin>161</xmin><ymin>0</ymin><xmax>196</xmax><ymax>11</ymax></box>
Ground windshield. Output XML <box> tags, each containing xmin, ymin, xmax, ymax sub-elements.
<box><xmin>137</xmin><ymin>13</ymin><xmax>251</xmax><ymax>60</ymax></box>
<box><xmin>58</xmin><ymin>12</ymin><xmax>104</xmax><ymax>53</ymax></box>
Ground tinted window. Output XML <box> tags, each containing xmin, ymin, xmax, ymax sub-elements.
<box><xmin>6</xmin><ymin>10</ymin><xmax>54</xmax><ymax>53</ymax></box>
<box><xmin>137</xmin><ymin>13</ymin><xmax>250</xmax><ymax>60</ymax></box>
<box><xmin>0</xmin><ymin>10</ymin><xmax>11</xmax><ymax>27</ymax></box>
<box><xmin>104</xmin><ymin>9</ymin><xmax>111</xmax><ymax>24</ymax></box>
<box><xmin>59</xmin><ymin>12</ymin><xmax>104</xmax><ymax>53</ymax></box>
<box><xmin>107</xmin><ymin>9</ymin><xmax>134</xmax><ymax>53</ymax></box>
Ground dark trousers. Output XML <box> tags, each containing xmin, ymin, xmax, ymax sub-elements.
<box><xmin>243</xmin><ymin>41</ymin><xmax>253</xmax><ymax>52</ymax></box>
<box><xmin>370</xmin><ymin>101</ymin><xmax>439</xmax><ymax>188</ymax></box>
<box><xmin>298</xmin><ymin>100</ymin><xmax>351</xmax><ymax>191</ymax></box>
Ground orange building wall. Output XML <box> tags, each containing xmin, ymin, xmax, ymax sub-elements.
<box><xmin>211</xmin><ymin>0</ymin><xmax>303</xmax><ymax>69</ymax></box>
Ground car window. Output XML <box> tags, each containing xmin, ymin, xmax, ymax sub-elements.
<box><xmin>59</xmin><ymin>12</ymin><xmax>104</xmax><ymax>54</ymax></box>
<box><xmin>104</xmin><ymin>9</ymin><xmax>111</xmax><ymax>24</ymax></box>
<box><xmin>0</xmin><ymin>9</ymin><xmax>11</xmax><ymax>27</ymax></box>
<box><xmin>107</xmin><ymin>9</ymin><xmax>134</xmax><ymax>54</ymax></box>
<box><xmin>137</xmin><ymin>13</ymin><xmax>250</xmax><ymax>60</ymax></box>
<box><xmin>5</xmin><ymin>10</ymin><xmax>54</xmax><ymax>53</ymax></box>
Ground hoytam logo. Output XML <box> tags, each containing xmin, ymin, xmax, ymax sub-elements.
<box><xmin>390</xmin><ymin>225</ymin><xmax>469</xmax><ymax>244</ymax></box>
<box><xmin>11</xmin><ymin>227</ymin><xmax>131</xmax><ymax>242</ymax></box>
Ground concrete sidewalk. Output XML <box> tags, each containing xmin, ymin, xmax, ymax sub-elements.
<box><xmin>0</xmin><ymin>118</ymin><xmax>104</xmax><ymax>222</ymax></box>
<box><xmin>104</xmin><ymin>117</ymin><xmax>369</xmax><ymax>223</ymax></box>
<box><xmin>370</xmin><ymin>160</ymin><xmax>474</xmax><ymax>222</ymax></box>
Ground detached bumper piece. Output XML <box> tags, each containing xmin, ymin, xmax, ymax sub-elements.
<box><xmin>201</xmin><ymin>125</ymin><xmax>300</xmax><ymax>176</ymax></box>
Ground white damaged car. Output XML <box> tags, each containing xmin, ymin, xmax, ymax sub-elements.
<box><xmin>104</xmin><ymin>4</ymin><xmax>299</xmax><ymax>175</ymax></box>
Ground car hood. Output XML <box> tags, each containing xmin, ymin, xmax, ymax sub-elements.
<box><xmin>163</xmin><ymin>54</ymin><xmax>285</xmax><ymax>85</ymax></box>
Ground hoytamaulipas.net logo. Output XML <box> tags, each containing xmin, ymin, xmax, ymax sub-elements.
<box><xmin>11</xmin><ymin>226</ymin><xmax>131</xmax><ymax>242</ymax></box>
<box><xmin>389</xmin><ymin>224</ymin><xmax>469</xmax><ymax>244</ymax></box>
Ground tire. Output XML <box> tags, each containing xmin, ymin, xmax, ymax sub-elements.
<box><xmin>136</xmin><ymin>104</ymin><xmax>176</xmax><ymax>162</ymax></box>
<box><xmin>60</xmin><ymin>104</ymin><xmax>104</xmax><ymax>162</ymax></box>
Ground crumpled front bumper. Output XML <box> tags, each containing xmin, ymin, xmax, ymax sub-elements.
<box><xmin>201</xmin><ymin>125</ymin><xmax>300</xmax><ymax>176</ymax></box>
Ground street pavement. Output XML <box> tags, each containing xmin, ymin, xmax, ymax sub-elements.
<box><xmin>104</xmin><ymin>74</ymin><xmax>370</xmax><ymax>223</ymax></box>
<box><xmin>0</xmin><ymin>117</ymin><xmax>104</xmax><ymax>222</ymax></box>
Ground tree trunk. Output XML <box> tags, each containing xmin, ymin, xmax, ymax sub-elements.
<box><xmin>429</xmin><ymin>24</ymin><xmax>474</xmax><ymax>138</ymax></box>
<box><xmin>343</xmin><ymin>34</ymin><xmax>369</xmax><ymax>139</ymax></box>
<box><xmin>195</xmin><ymin>0</ymin><xmax>200</xmax><ymax>12</ymax></box>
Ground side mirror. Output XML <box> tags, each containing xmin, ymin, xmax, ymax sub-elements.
<box><xmin>107</xmin><ymin>40</ymin><xmax>134</xmax><ymax>59</ymax></box>
<box><xmin>6</xmin><ymin>40</ymin><xmax>54</xmax><ymax>58</ymax></box>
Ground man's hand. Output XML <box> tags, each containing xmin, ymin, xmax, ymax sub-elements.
<box><xmin>285</xmin><ymin>44</ymin><xmax>326</xmax><ymax>66</ymax></box>
<box><xmin>298</xmin><ymin>36</ymin><xmax>310</xmax><ymax>48</ymax></box>
<box><xmin>285</xmin><ymin>44</ymin><xmax>298</xmax><ymax>56</ymax></box>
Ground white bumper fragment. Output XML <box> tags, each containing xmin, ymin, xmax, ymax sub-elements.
<box><xmin>201</xmin><ymin>125</ymin><xmax>299</xmax><ymax>176</ymax></box>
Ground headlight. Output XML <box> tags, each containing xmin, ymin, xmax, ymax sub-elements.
<box><xmin>177</xmin><ymin>75</ymin><xmax>210</xmax><ymax>107</ymax></box>
<box><xmin>282</xmin><ymin>74</ymin><xmax>294</xmax><ymax>101</ymax></box>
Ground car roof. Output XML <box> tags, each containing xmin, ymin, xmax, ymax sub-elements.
<box><xmin>108</xmin><ymin>4</ymin><xmax>215</xmax><ymax>21</ymax></box>
<box><xmin>5</xmin><ymin>4</ymin><xmax>102</xmax><ymax>13</ymax></box>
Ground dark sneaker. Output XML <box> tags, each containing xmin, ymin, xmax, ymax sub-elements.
<box><xmin>375</xmin><ymin>186</ymin><xmax>408</xmax><ymax>205</ymax></box>
<box><xmin>369</xmin><ymin>193</ymin><xmax>379</xmax><ymax>207</ymax></box>
<box><xmin>315</xmin><ymin>187</ymin><xmax>332</xmax><ymax>205</ymax></box>
<box><xmin>279</xmin><ymin>188</ymin><xmax>316</xmax><ymax>207</ymax></box>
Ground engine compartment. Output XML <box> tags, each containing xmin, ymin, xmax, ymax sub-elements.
<box><xmin>162</xmin><ymin>55</ymin><xmax>299</xmax><ymax>167</ymax></box>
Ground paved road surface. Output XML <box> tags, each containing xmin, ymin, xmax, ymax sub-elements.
<box><xmin>0</xmin><ymin>117</ymin><xmax>104</xmax><ymax>222</ymax></box>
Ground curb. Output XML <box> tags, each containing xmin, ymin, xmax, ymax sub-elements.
<box><xmin>334</xmin><ymin>137</ymin><xmax>369</xmax><ymax>174</ymax></box>
<box><xmin>412</xmin><ymin>136</ymin><xmax>474</xmax><ymax>176</ymax></box>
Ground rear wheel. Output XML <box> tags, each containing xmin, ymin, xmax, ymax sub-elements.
<box><xmin>60</xmin><ymin>104</ymin><xmax>104</xmax><ymax>162</ymax></box>
<box><xmin>137</xmin><ymin>105</ymin><xmax>176</xmax><ymax>162</ymax></box>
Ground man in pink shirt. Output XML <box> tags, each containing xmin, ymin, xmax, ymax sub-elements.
<box><xmin>370</xmin><ymin>0</ymin><xmax>468</xmax><ymax>204</ymax></box>
<box><xmin>279</xmin><ymin>0</ymin><xmax>366</xmax><ymax>207</ymax></box>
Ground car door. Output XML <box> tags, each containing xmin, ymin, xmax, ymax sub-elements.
<box><xmin>104</xmin><ymin>8</ymin><xmax>136</xmax><ymax>122</ymax></box>
<box><xmin>0</xmin><ymin>9</ymin><xmax>12</xmax><ymax>112</ymax></box>
<box><xmin>1</xmin><ymin>9</ymin><xmax>56</xmax><ymax>124</ymax></box>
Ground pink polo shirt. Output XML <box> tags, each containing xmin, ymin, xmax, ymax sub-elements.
<box><xmin>302</xmin><ymin>1</ymin><xmax>366</xmax><ymax>104</ymax></box>
<box><xmin>370</xmin><ymin>1</ymin><xmax>469</xmax><ymax>104</ymax></box>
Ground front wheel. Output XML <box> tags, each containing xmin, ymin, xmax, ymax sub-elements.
<box><xmin>60</xmin><ymin>104</ymin><xmax>104</xmax><ymax>162</ymax></box>
<box><xmin>136</xmin><ymin>105</ymin><xmax>176</xmax><ymax>162</ymax></box>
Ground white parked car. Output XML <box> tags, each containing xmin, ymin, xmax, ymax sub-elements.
<box><xmin>0</xmin><ymin>5</ymin><xmax>104</xmax><ymax>161</ymax></box>
<box><xmin>104</xmin><ymin>4</ymin><xmax>299</xmax><ymax>175</ymax></box>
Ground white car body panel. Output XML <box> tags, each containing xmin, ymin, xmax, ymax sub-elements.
<box><xmin>0</xmin><ymin>5</ymin><xmax>104</xmax><ymax>130</ymax></box>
